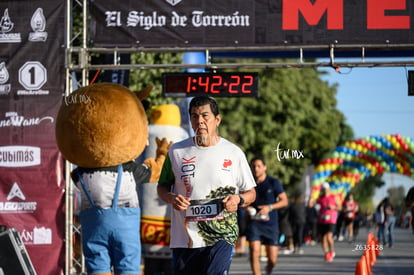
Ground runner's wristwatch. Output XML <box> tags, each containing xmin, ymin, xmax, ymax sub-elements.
<box><xmin>238</xmin><ymin>194</ymin><xmax>245</xmax><ymax>206</ymax></box>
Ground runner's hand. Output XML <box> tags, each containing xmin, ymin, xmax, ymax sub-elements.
<box><xmin>257</xmin><ymin>205</ymin><xmax>271</xmax><ymax>215</ymax></box>
<box><xmin>222</xmin><ymin>195</ymin><xmax>239</xmax><ymax>213</ymax></box>
<box><xmin>171</xmin><ymin>194</ymin><xmax>191</xmax><ymax>211</ymax></box>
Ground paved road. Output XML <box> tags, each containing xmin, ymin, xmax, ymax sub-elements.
<box><xmin>229</xmin><ymin>227</ymin><xmax>414</xmax><ymax>275</ymax></box>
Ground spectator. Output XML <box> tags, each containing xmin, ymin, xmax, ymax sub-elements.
<box><xmin>246</xmin><ymin>157</ymin><xmax>288</xmax><ymax>275</ymax></box>
<box><xmin>234</xmin><ymin>207</ymin><xmax>248</xmax><ymax>257</ymax></box>
<box><xmin>404</xmin><ymin>209</ymin><xmax>412</xmax><ymax>229</ymax></box>
<box><xmin>342</xmin><ymin>193</ymin><xmax>359</xmax><ymax>242</ymax></box>
<box><xmin>375</xmin><ymin>197</ymin><xmax>395</xmax><ymax>247</ymax></box>
<box><xmin>405</xmin><ymin>186</ymin><xmax>414</xmax><ymax>234</ymax></box>
<box><xmin>289</xmin><ymin>191</ymin><xmax>306</xmax><ymax>254</ymax></box>
<box><xmin>334</xmin><ymin>209</ymin><xmax>345</xmax><ymax>242</ymax></box>
<box><xmin>353</xmin><ymin>210</ymin><xmax>363</xmax><ymax>241</ymax></box>
<box><xmin>279</xmin><ymin>206</ymin><xmax>294</xmax><ymax>255</ymax></box>
<box><xmin>304</xmin><ymin>198</ymin><xmax>318</xmax><ymax>246</ymax></box>
<box><xmin>384</xmin><ymin>198</ymin><xmax>396</xmax><ymax>247</ymax></box>
<box><xmin>363</xmin><ymin>209</ymin><xmax>374</xmax><ymax>232</ymax></box>
<box><xmin>316</xmin><ymin>183</ymin><xmax>340</xmax><ymax>262</ymax></box>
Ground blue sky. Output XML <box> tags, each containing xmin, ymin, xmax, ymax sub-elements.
<box><xmin>320</xmin><ymin>62</ymin><xmax>414</xmax><ymax>205</ymax></box>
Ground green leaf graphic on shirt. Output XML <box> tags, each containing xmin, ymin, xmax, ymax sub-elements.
<box><xmin>197</xmin><ymin>186</ymin><xmax>239</xmax><ymax>246</ymax></box>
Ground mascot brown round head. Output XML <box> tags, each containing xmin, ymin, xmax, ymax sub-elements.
<box><xmin>55</xmin><ymin>82</ymin><xmax>166</xmax><ymax>275</ymax></box>
<box><xmin>56</xmin><ymin>82</ymin><xmax>149</xmax><ymax>168</ymax></box>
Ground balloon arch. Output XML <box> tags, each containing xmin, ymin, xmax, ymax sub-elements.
<box><xmin>311</xmin><ymin>134</ymin><xmax>414</xmax><ymax>203</ymax></box>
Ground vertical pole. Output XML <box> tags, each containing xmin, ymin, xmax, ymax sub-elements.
<box><xmin>65</xmin><ymin>1</ymin><xmax>73</xmax><ymax>274</ymax></box>
<box><xmin>82</xmin><ymin>0</ymin><xmax>89</xmax><ymax>85</ymax></box>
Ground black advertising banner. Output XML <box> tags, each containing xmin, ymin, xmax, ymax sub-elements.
<box><xmin>90</xmin><ymin>0</ymin><xmax>414</xmax><ymax>48</ymax></box>
<box><xmin>0</xmin><ymin>1</ymin><xmax>65</xmax><ymax>275</ymax></box>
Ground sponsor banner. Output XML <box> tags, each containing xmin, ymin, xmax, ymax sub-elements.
<box><xmin>0</xmin><ymin>148</ymin><xmax>65</xmax><ymax>274</ymax></box>
<box><xmin>0</xmin><ymin>96</ymin><xmax>61</xmax><ymax>145</ymax></box>
<box><xmin>0</xmin><ymin>2</ymin><xmax>65</xmax><ymax>98</ymax></box>
<box><xmin>90</xmin><ymin>0</ymin><xmax>414</xmax><ymax>48</ymax></box>
<box><xmin>0</xmin><ymin>146</ymin><xmax>41</xmax><ymax>168</ymax></box>
<box><xmin>0</xmin><ymin>1</ymin><xmax>65</xmax><ymax>274</ymax></box>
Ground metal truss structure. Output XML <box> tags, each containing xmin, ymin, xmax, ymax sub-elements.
<box><xmin>64</xmin><ymin>0</ymin><xmax>414</xmax><ymax>274</ymax></box>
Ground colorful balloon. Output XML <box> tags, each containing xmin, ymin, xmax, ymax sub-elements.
<box><xmin>311</xmin><ymin>134</ymin><xmax>414</xmax><ymax>203</ymax></box>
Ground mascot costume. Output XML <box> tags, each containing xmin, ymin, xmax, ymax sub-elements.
<box><xmin>55</xmin><ymin>83</ymin><xmax>169</xmax><ymax>275</ymax></box>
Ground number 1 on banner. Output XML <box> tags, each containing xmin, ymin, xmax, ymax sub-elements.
<box><xmin>18</xmin><ymin>61</ymin><xmax>47</xmax><ymax>90</ymax></box>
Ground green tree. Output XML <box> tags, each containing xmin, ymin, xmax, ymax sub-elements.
<box><xmin>216</xmin><ymin>65</ymin><xmax>352</xmax><ymax>194</ymax></box>
<box><xmin>129</xmin><ymin>53</ymin><xmax>183</xmax><ymax>108</ymax></box>
<box><xmin>387</xmin><ymin>184</ymin><xmax>406</xmax><ymax>218</ymax></box>
<box><xmin>352</xmin><ymin>175</ymin><xmax>385</xmax><ymax>212</ymax></box>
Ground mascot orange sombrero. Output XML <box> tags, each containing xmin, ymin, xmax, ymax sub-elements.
<box><xmin>55</xmin><ymin>83</ymin><xmax>169</xmax><ymax>275</ymax></box>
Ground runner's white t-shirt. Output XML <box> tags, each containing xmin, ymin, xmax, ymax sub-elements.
<box><xmin>159</xmin><ymin>137</ymin><xmax>256</xmax><ymax>248</ymax></box>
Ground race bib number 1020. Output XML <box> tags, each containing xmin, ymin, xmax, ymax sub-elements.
<box><xmin>185</xmin><ymin>198</ymin><xmax>224</xmax><ymax>222</ymax></box>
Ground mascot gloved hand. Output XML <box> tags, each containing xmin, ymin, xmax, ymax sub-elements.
<box><xmin>55</xmin><ymin>83</ymin><xmax>159</xmax><ymax>275</ymax></box>
<box><xmin>144</xmin><ymin>137</ymin><xmax>173</xmax><ymax>183</ymax></box>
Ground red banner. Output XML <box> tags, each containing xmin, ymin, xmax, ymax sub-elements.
<box><xmin>0</xmin><ymin>1</ymin><xmax>66</xmax><ymax>274</ymax></box>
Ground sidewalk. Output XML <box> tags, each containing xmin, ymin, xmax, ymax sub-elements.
<box><xmin>230</xmin><ymin>227</ymin><xmax>414</xmax><ymax>275</ymax></box>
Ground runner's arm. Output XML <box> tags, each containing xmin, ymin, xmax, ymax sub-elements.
<box><xmin>222</xmin><ymin>187</ymin><xmax>256</xmax><ymax>212</ymax></box>
<box><xmin>157</xmin><ymin>154</ymin><xmax>190</xmax><ymax>211</ymax></box>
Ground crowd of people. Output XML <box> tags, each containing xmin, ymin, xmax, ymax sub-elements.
<box><xmin>238</xmin><ymin>185</ymin><xmax>361</xmax><ymax>254</ymax></box>
<box><xmin>235</xmin><ymin>182</ymin><xmax>368</xmax><ymax>266</ymax></box>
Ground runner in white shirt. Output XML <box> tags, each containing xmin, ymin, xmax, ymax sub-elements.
<box><xmin>158</xmin><ymin>96</ymin><xmax>256</xmax><ymax>275</ymax></box>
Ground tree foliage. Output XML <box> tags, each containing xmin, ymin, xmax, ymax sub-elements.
<box><xmin>129</xmin><ymin>53</ymin><xmax>183</xmax><ymax>108</ymax></box>
<box><xmin>352</xmin><ymin>174</ymin><xmax>385</xmax><ymax>211</ymax></box>
<box><xmin>215</xmin><ymin>63</ymin><xmax>353</xmax><ymax>194</ymax></box>
<box><xmin>386</xmin><ymin>184</ymin><xmax>408</xmax><ymax>217</ymax></box>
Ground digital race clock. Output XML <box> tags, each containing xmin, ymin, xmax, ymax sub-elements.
<box><xmin>162</xmin><ymin>72</ymin><xmax>259</xmax><ymax>97</ymax></box>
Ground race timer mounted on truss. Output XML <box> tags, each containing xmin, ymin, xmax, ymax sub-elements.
<box><xmin>162</xmin><ymin>72</ymin><xmax>259</xmax><ymax>97</ymax></box>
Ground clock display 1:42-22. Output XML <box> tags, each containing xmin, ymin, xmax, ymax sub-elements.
<box><xmin>162</xmin><ymin>72</ymin><xmax>259</xmax><ymax>97</ymax></box>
